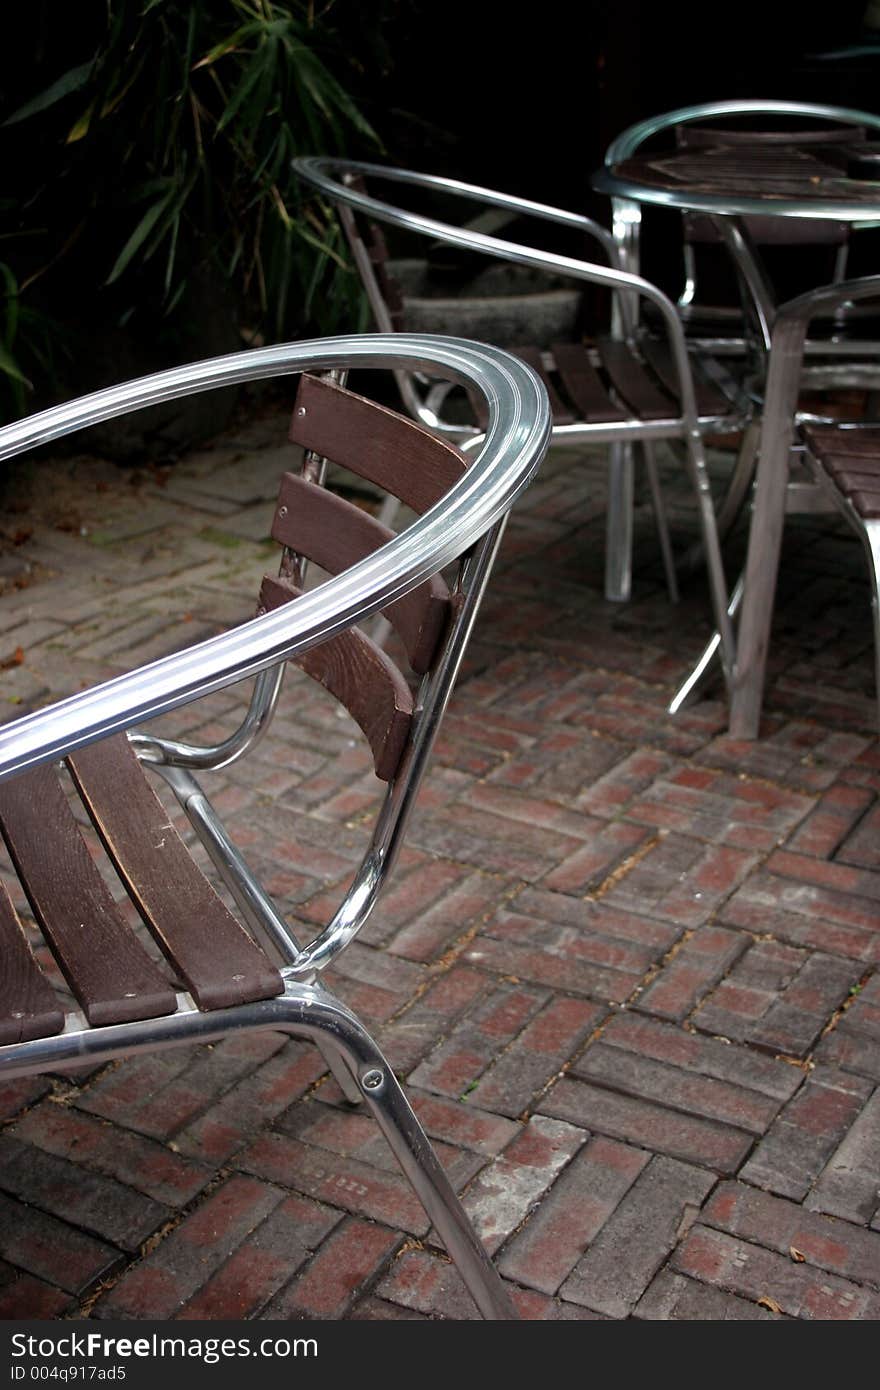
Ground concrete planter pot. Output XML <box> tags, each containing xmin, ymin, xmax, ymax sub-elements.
<box><xmin>390</xmin><ymin>258</ymin><xmax>582</xmax><ymax>350</ymax></box>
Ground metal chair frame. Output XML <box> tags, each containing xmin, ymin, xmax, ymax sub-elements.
<box><xmin>0</xmin><ymin>333</ymin><xmax>551</xmax><ymax>1320</ymax></box>
<box><xmin>295</xmin><ymin>156</ymin><xmax>755</xmax><ymax>678</ymax></box>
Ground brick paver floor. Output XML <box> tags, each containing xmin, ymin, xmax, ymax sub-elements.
<box><xmin>0</xmin><ymin>398</ymin><xmax>877</xmax><ymax>1320</ymax></box>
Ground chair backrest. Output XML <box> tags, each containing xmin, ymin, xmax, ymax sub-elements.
<box><xmin>0</xmin><ymin>336</ymin><xmax>551</xmax><ymax>983</ymax></box>
<box><xmin>293</xmin><ymin>158</ymin><xmax>705</xmax><ymax>433</ymax></box>
<box><xmin>604</xmin><ymin>99</ymin><xmax>880</xmax><ymax>165</ymax></box>
<box><xmin>264</xmin><ymin>371</ymin><xmax>467</xmax><ymax>781</ymax></box>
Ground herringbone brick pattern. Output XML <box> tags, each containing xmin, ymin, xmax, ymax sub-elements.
<box><xmin>0</xmin><ymin>403</ymin><xmax>877</xmax><ymax>1320</ymax></box>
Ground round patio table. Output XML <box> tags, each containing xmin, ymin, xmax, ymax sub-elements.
<box><xmin>593</xmin><ymin>135</ymin><xmax>880</xmax><ymax>738</ymax></box>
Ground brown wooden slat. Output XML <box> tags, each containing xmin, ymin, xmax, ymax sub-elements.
<box><xmin>289</xmin><ymin>376</ymin><xmax>467</xmax><ymax>514</ymax></box>
<box><xmin>550</xmin><ymin>342</ymin><xmax>625</xmax><ymax>423</ymax></box>
<box><xmin>597</xmin><ymin>336</ymin><xmax>677</xmax><ymax>420</ymax></box>
<box><xmin>260</xmin><ymin>576</ymin><xmax>413</xmax><ymax>781</ymax></box>
<box><xmin>678</xmin><ymin>125</ymin><xmax>865</xmax><ymax>149</ymax></box>
<box><xmin>0</xmin><ymin>766</ymin><xmax>177</xmax><ymax>1027</ymax></box>
<box><xmin>803</xmin><ymin>426</ymin><xmax>880</xmax><ymax>459</ymax></box>
<box><xmin>848</xmin><ymin>490</ymin><xmax>880</xmax><ymax>518</ymax></box>
<box><xmin>0</xmin><ymin>879</ymin><xmax>63</xmax><ymax>1044</ymax></box>
<box><xmin>511</xmin><ymin>346</ymin><xmax>575</xmax><ymax>425</ymax></box>
<box><xmin>67</xmin><ymin>736</ymin><xmax>283</xmax><ymax>1012</ymax></box>
<box><xmin>638</xmin><ymin>336</ymin><xmax>731</xmax><ymax>418</ymax></box>
<box><xmin>271</xmin><ymin>472</ymin><xmax>450</xmax><ymax>673</ymax></box>
<box><xmin>824</xmin><ymin>465</ymin><xmax>880</xmax><ymax>489</ymax></box>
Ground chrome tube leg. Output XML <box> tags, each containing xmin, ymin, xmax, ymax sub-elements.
<box><xmin>642</xmin><ymin>440</ymin><xmax>679</xmax><ymax>602</ymax></box>
<box><xmin>319</xmin><ymin>1040</ymin><xmax>365</xmax><ymax>1106</ymax></box>
<box><xmin>297</xmin><ymin>1003</ymin><xmax>517</xmax><ymax>1320</ymax></box>
<box><xmin>684</xmin><ymin>431</ymin><xmax>735</xmax><ymax>681</ymax></box>
<box><xmin>668</xmin><ymin>573</ymin><xmax>744</xmax><ymax>713</ymax></box>
<box><xmin>714</xmin><ymin>419</ymin><xmax>761</xmax><ymax>544</ymax></box>
<box><xmin>605</xmin><ymin>441</ymin><xmax>635</xmax><ymax>601</ymax></box>
<box><xmin>678</xmin><ymin>420</ymin><xmax>760</xmax><ymax>576</ymax></box>
<box><xmin>863</xmin><ymin>524</ymin><xmax>880</xmax><ymax>733</ymax></box>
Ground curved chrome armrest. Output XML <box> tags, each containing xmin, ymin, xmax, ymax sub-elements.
<box><xmin>295</xmin><ymin>156</ymin><xmax>621</xmax><ymax>268</ymax></box>
<box><xmin>0</xmin><ymin>332</ymin><xmax>551</xmax><ymax>783</ymax></box>
<box><xmin>766</xmin><ymin>273</ymin><xmax>880</xmax><ymax>388</ymax></box>
<box><xmin>295</xmin><ymin>158</ymin><xmax>703</xmax><ymax>430</ymax></box>
<box><xmin>604</xmin><ymin>99</ymin><xmax>880</xmax><ymax>165</ymax></box>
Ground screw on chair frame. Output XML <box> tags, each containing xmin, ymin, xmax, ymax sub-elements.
<box><xmin>294</xmin><ymin>156</ymin><xmax>754</xmax><ymax>680</ymax></box>
<box><xmin>0</xmin><ymin>333</ymin><xmax>551</xmax><ymax>1320</ymax></box>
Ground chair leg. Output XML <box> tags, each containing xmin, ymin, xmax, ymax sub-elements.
<box><xmin>605</xmin><ymin>440</ymin><xmax>635</xmax><ymax>601</ymax></box>
<box><xmin>668</xmin><ymin>573</ymin><xmax>744</xmax><ymax>713</ymax></box>
<box><xmin>289</xmin><ymin>994</ymin><xmax>518</xmax><ymax>1320</ymax></box>
<box><xmin>318</xmin><ymin>1040</ymin><xmax>365</xmax><ymax>1106</ymax></box>
<box><xmin>641</xmin><ymin>440</ymin><xmax>679</xmax><ymax>602</ymax></box>
<box><xmin>861</xmin><ymin>522</ymin><xmax>880</xmax><ymax>733</ymax></box>
<box><xmin>678</xmin><ymin>420</ymin><xmax>760</xmax><ymax>576</ymax></box>
<box><xmin>683</xmin><ymin>433</ymin><xmax>736</xmax><ymax>683</ymax></box>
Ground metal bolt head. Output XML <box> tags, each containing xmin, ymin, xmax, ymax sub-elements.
<box><xmin>277</xmin><ymin>505</ymin><xmax>288</xmax><ymax>517</ymax></box>
<box><xmin>297</xmin><ymin>406</ymin><xmax>307</xmax><ymax>417</ymax></box>
<box><xmin>360</xmin><ymin>1068</ymin><xmax>384</xmax><ymax>1092</ymax></box>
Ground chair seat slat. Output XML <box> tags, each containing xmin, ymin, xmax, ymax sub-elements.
<box><xmin>803</xmin><ymin>425</ymin><xmax>880</xmax><ymax>459</ymax></box>
<box><xmin>511</xmin><ymin>346</ymin><xmax>575</xmax><ymax>425</ymax></box>
<box><xmin>0</xmin><ymin>767</ymin><xmax>178</xmax><ymax>1026</ymax></box>
<box><xmin>0</xmin><ymin>881</ymin><xmax>64</xmax><ymax>1044</ymax></box>
<box><xmin>67</xmin><ymin>737</ymin><xmax>284</xmax><ymax>1011</ymax></box>
<box><xmin>260</xmin><ymin>576</ymin><xmax>413</xmax><ymax>781</ymax></box>
<box><xmin>550</xmin><ymin>342</ymin><xmax>625</xmax><ymax>422</ymax></box>
<box><xmin>597</xmin><ymin>336</ymin><xmax>676</xmax><ymax>420</ymax></box>
<box><xmin>638</xmin><ymin>336</ymin><xmax>731</xmax><ymax>418</ymax></box>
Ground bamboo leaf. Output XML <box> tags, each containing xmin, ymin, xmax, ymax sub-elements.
<box><xmin>106</xmin><ymin>193</ymin><xmax>175</xmax><ymax>284</ymax></box>
<box><xmin>3</xmin><ymin>59</ymin><xmax>95</xmax><ymax>127</ymax></box>
<box><xmin>0</xmin><ymin>344</ymin><xmax>31</xmax><ymax>388</ymax></box>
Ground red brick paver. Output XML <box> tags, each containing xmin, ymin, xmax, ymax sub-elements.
<box><xmin>0</xmin><ymin>417</ymin><xmax>878</xmax><ymax>1319</ymax></box>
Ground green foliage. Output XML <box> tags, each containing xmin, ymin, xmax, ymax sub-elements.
<box><xmin>1</xmin><ymin>0</ymin><xmax>389</xmax><ymax>417</ymax></box>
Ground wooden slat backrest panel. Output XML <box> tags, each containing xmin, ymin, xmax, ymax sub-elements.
<box><xmin>271</xmin><ymin>472</ymin><xmax>451</xmax><ymax>674</ymax></box>
<box><xmin>677</xmin><ymin>124</ymin><xmax>865</xmax><ymax>149</ymax></box>
<box><xmin>260</xmin><ymin>576</ymin><xmax>413</xmax><ymax>781</ymax></box>
<box><xmin>0</xmin><ymin>767</ymin><xmax>177</xmax><ymax>1026</ymax></box>
<box><xmin>289</xmin><ymin>375</ymin><xmax>467</xmax><ymax>515</ymax></box>
<box><xmin>0</xmin><ymin>879</ymin><xmax>64</xmax><ymax>1044</ymax></box>
<box><xmin>67</xmin><ymin>736</ymin><xmax>284</xmax><ymax>1011</ymax></box>
<box><xmin>511</xmin><ymin>347</ymin><xmax>575</xmax><ymax>425</ymax></box>
<box><xmin>597</xmin><ymin>336</ymin><xmax>677</xmax><ymax>420</ymax></box>
<box><xmin>550</xmin><ymin>342</ymin><xmax>626</xmax><ymax>423</ymax></box>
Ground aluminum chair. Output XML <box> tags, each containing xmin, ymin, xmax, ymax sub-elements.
<box><xmin>0</xmin><ymin>333</ymin><xmax>551</xmax><ymax>1321</ymax></box>
<box><xmin>294</xmin><ymin>156</ymin><xmax>756</xmax><ymax>679</ymax></box>
<box><xmin>603</xmin><ymin>99</ymin><xmax>880</xmax><ymax>362</ymax></box>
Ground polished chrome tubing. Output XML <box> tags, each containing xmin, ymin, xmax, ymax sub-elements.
<box><xmin>294</xmin><ymin>158</ymin><xmax>739</xmax><ymax>673</ymax></box>
<box><xmin>0</xmin><ymin>982</ymin><xmax>516</xmax><ymax>1319</ymax></box>
<box><xmin>287</xmin><ymin>516</ymin><xmax>509</xmax><ymax>977</ymax></box>
<box><xmin>132</xmin><ymin>666</ymin><xmax>286</xmax><ymax>771</ymax></box>
<box><xmin>306</xmin><ymin>157</ymin><xmax>621</xmax><ymax>266</ymax></box>
<box><xmin>0</xmin><ymin>334</ymin><xmax>551</xmax><ymax>782</ymax></box>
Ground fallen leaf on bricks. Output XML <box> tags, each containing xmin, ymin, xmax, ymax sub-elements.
<box><xmin>757</xmin><ymin>1295</ymin><xmax>783</xmax><ymax>1314</ymax></box>
<box><xmin>789</xmin><ymin>1247</ymin><xmax>806</xmax><ymax>1263</ymax></box>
